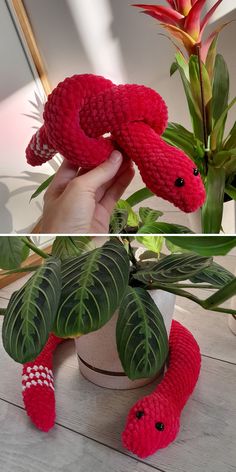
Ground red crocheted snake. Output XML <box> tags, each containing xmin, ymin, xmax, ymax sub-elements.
<box><xmin>21</xmin><ymin>320</ymin><xmax>201</xmax><ymax>458</ymax></box>
<box><xmin>26</xmin><ymin>74</ymin><xmax>206</xmax><ymax>213</ymax></box>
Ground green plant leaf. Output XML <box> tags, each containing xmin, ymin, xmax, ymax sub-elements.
<box><xmin>162</xmin><ymin>122</ymin><xmax>197</xmax><ymax>160</ymax></box>
<box><xmin>0</xmin><ymin>237</ymin><xmax>30</xmax><ymax>270</ymax></box>
<box><xmin>30</xmin><ymin>174</ymin><xmax>55</xmax><ymax>200</ymax></box>
<box><xmin>2</xmin><ymin>257</ymin><xmax>61</xmax><ymax>363</ymax></box>
<box><xmin>53</xmin><ymin>239</ymin><xmax>129</xmax><ymax>337</ymax></box>
<box><xmin>139</xmin><ymin>207</ymin><xmax>163</xmax><ymax>224</ymax></box>
<box><xmin>116</xmin><ymin>200</ymin><xmax>139</xmax><ymax>227</ymax></box>
<box><xmin>52</xmin><ymin>236</ymin><xmax>92</xmax><ymax>260</ymax></box>
<box><xmin>110</xmin><ymin>208</ymin><xmax>128</xmax><ymax>234</ymax></box>
<box><xmin>225</xmin><ymin>184</ymin><xmax>236</xmax><ymax>201</ymax></box>
<box><xmin>136</xmin><ymin>236</ymin><xmax>164</xmax><ymax>255</ymax></box>
<box><xmin>175</xmin><ymin>52</ymin><xmax>204</xmax><ymax>141</ymax></box>
<box><xmin>205</xmin><ymin>35</ymin><xmax>218</xmax><ymax>83</ymax></box>
<box><xmin>201</xmin><ymin>165</ymin><xmax>225</xmax><ymax>234</ymax></box>
<box><xmin>137</xmin><ymin>222</ymin><xmax>193</xmax><ymax>234</ymax></box>
<box><xmin>126</xmin><ymin>188</ymin><xmax>154</xmax><ymax>207</ymax></box>
<box><xmin>132</xmin><ymin>253</ymin><xmax>212</xmax><ymax>285</ymax></box>
<box><xmin>224</xmin><ymin>121</ymin><xmax>236</xmax><ymax>150</ymax></box>
<box><xmin>211</xmin><ymin>96</ymin><xmax>236</xmax><ymax>151</ymax></box>
<box><xmin>170</xmin><ymin>61</ymin><xmax>178</xmax><ymax>76</ymax></box>
<box><xmin>116</xmin><ymin>286</ymin><xmax>168</xmax><ymax>380</ymax></box>
<box><xmin>190</xmin><ymin>262</ymin><xmax>234</xmax><ymax>287</ymax></box>
<box><xmin>189</xmin><ymin>55</ymin><xmax>212</xmax><ymax>113</ymax></box>
<box><xmin>166</xmin><ymin>236</ymin><xmax>236</xmax><ymax>256</ymax></box>
<box><xmin>212</xmin><ymin>54</ymin><xmax>229</xmax><ymax>125</ymax></box>
<box><xmin>138</xmin><ymin>250</ymin><xmax>160</xmax><ymax>261</ymax></box>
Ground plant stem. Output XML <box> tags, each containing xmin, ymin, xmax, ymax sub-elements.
<box><xmin>0</xmin><ymin>308</ymin><xmax>6</xmax><ymax>316</ymax></box>
<box><xmin>126</xmin><ymin>237</ymin><xmax>138</xmax><ymax>269</ymax></box>
<box><xmin>166</xmin><ymin>283</ymin><xmax>219</xmax><ymax>290</ymax></box>
<box><xmin>196</xmin><ymin>45</ymin><xmax>209</xmax><ymax>174</ymax></box>
<box><xmin>1</xmin><ymin>266</ymin><xmax>41</xmax><ymax>276</ymax></box>
<box><xmin>126</xmin><ymin>188</ymin><xmax>154</xmax><ymax>207</ymax></box>
<box><xmin>203</xmin><ymin>277</ymin><xmax>236</xmax><ymax>309</ymax></box>
<box><xmin>21</xmin><ymin>237</ymin><xmax>49</xmax><ymax>259</ymax></box>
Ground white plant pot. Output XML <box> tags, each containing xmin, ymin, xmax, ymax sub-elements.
<box><xmin>75</xmin><ymin>290</ymin><xmax>176</xmax><ymax>390</ymax></box>
<box><xmin>187</xmin><ymin>200</ymin><xmax>236</xmax><ymax>234</ymax></box>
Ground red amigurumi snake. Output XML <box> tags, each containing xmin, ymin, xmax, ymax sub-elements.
<box><xmin>21</xmin><ymin>320</ymin><xmax>201</xmax><ymax>458</ymax></box>
<box><xmin>26</xmin><ymin>74</ymin><xmax>206</xmax><ymax>213</ymax></box>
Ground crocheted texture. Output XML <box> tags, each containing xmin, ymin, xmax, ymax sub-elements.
<box><xmin>22</xmin><ymin>320</ymin><xmax>200</xmax><ymax>455</ymax></box>
<box><xmin>22</xmin><ymin>334</ymin><xmax>64</xmax><ymax>432</ymax></box>
<box><xmin>26</xmin><ymin>74</ymin><xmax>206</xmax><ymax>213</ymax></box>
<box><xmin>122</xmin><ymin>320</ymin><xmax>201</xmax><ymax>458</ymax></box>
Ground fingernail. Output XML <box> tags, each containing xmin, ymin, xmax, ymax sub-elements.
<box><xmin>109</xmin><ymin>150</ymin><xmax>122</xmax><ymax>163</ymax></box>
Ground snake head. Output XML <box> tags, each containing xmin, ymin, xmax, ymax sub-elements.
<box><xmin>122</xmin><ymin>393</ymin><xmax>180</xmax><ymax>458</ymax></box>
<box><xmin>135</xmin><ymin>132</ymin><xmax>206</xmax><ymax>213</ymax></box>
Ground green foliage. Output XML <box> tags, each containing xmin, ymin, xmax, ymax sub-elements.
<box><xmin>0</xmin><ymin>237</ymin><xmax>30</xmax><ymax>270</ymax></box>
<box><xmin>110</xmin><ymin>208</ymin><xmax>128</xmax><ymax>234</ymax></box>
<box><xmin>190</xmin><ymin>262</ymin><xmax>234</xmax><ymax>287</ymax></box>
<box><xmin>52</xmin><ymin>236</ymin><xmax>92</xmax><ymax>260</ymax></box>
<box><xmin>212</xmin><ymin>54</ymin><xmax>229</xmax><ymax>125</ymax></box>
<box><xmin>53</xmin><ymin>240</ymin><xmax>129</xmax><ymax>338</ymax></box>
<box><xmin>132</xmin><ymin>253</ymin><xmax>212</xmax><ymax>285</ymax></box>
<box><xmin>30</xmin><ymin>174</ymin><xmax>55</xmax><ymax>200</ymax></box>
<box><xmin>166</xmin><ymin>236</ymin><xmax>236</xmax><ymax>256</ymax></box>
<box><xmin>116</xmin><ymin>200</ymin><xmax>139</xmax><ymax>228</ymax></box>
<box><xmin>175</xmin><ymin>52</ymin><xmax>204</xmax><ymax>141</ymax></box>
<box><xmin>137</xmin><ymin>222</ymin><xmax>193</xmax><ymax>234</ymax></box>
<box><xmin>136</xmin><ymin>236</ymin><xmax>163</xmax><ymax>254</ymax></box>
<box><xmin>139</xmin><ymin>207</ymin><xmax>163</xmax><ymax>224</ymax></box>
<box><xmin>2</xmin><ymin>257</ymin><xmax>61</xmax><ymax>363</ymax></box>
<box><xmin>117</xmin><ymin>287</ymin><xmax>168</xmax><ymax>380</ymax></box>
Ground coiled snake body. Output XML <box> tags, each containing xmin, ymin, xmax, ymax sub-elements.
<box><xmin>26</xmin><ymin>74</ymin><xmax>206</xmax><ymax>213</ymax></box>
<box><xmin>21</xmin><ymin>320</ymin><xmax>201</xmax><ymax>458</ymax></box>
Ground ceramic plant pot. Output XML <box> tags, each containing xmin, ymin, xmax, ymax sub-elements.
<box><xmin>75</xmin><ymin>290</ymin><xmax>176</xmax><ymax>390</ymax></box>
<box><xmin>187</xmin><ymin>200</ymin><xmax>236</xmax><ymax>234</ymax></box>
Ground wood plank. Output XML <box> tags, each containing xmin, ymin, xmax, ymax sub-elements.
<box><xmin>0</xmin><ymin>244</ymin><xmax>52</xmax><ymax>289</ymax></box>
<box><xmin>0</xmin><ymin>400</ymin><xmax>156</xmax><ymax>472</ymax></box>
<box><xmin>0</xmin><ymin>320</ymin><xmax>236</xmax><ymax>472</ymax></box>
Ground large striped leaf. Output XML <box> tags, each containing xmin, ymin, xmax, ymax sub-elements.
<box><xmin>190</xmin><ymin>262</ymin><xmax>235</xmax><ymax>287</ymax></box>
<box><xmin>52</xmin><ymin>236</ymin><xmax>92</xmax><ymax>260</ymax></box>
<box><xmin>2</xmin><ymin>257</ymin><xmax>61</xmax><ymax>364</ymax></box>
<box><xmin>116</xmin><ymin>287</ymin><xmax>168</xmax><ymax>380</ymax></box>
<box><xmin>0</xmin><ymin>237</ymin><xmax>30</xmax><ymax>270</ymax></box>
<box><xmin>132</xmin><ymin>253</ymin><xmax>212</xmax><ymax>285</ymax></box>
<box><xmin>53</xmin><ymin>239</ymin><xmax>130</xmax><ymax>337</ymax></box>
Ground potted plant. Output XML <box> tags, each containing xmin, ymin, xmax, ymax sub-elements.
<box><xmin>1</xmin><ymin>235</ymin><xmax>236</xmax><ymax>389</ymax></box>
<box><xmin>132</xmin><ymin>0</ymin><xmax>236</xmax><ymax>233</ymax></box>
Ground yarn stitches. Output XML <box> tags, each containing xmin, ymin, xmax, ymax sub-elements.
<box><xmin>26</xmin><ymin>74</ymin><xmax>206</xmax><ymax>213</ymax></box>
<box><xmin>21</xmin><ymin>320</ymin><xmax>201</xmax><ymax>459</ymax></box>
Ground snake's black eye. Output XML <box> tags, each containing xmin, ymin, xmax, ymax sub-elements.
<box><xmin>193</xmin><ymin>168</ymin><xmax>199</xmax><ymax>176</ymax></box>
<box><xmin>175</xmin><ymin>177</ymin><xmax>185</xmax><ymax>187</ymax></box>
<box><xmin>136</xmin><ymin>411</ymin><xmax>144</xmax><ymax>419</ymax></box>
<box><xmin>155</xmin><ymin>422</ymin><xmax>165</xmax><ymax>431</ymax></box>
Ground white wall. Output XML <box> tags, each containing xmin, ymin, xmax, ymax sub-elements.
<box><xmin>0</xmin><ymin>0</ymin><xmax>56</xmax><ymax>233</ymax></box>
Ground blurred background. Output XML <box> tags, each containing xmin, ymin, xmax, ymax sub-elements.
<box><xmin>0</xmin><ymin>0</ymin><xmax>235</xmax><ymax>233</ymax></box>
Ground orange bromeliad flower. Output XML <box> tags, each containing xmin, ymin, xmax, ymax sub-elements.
<box><xmin>133</xmin><ymin>0</ymin><xmax>223</xmax><ymax>59</ymax></box>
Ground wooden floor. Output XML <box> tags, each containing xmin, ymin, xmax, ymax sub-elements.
<box><xmin>0</xmin><ymin>255</ymin><xmax>236</xmax><ymax>472</ymax></box>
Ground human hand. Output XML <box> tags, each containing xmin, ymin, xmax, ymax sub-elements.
<box><xmin>41</xmin><ymin>151</ymin><xmax>135</xmax><ymax>233</ymax></box>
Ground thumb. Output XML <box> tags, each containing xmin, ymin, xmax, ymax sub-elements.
<box><xmin>78</xmin><ymin>151</ymin><xmax>123</xmax><ymax>189</ymax></box>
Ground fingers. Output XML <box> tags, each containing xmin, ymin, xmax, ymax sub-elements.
<box><xmin>95</xmin><ymin>158</ymin><xmax>134</xmax><ymax>202</ymax></box>
<box><xmin>44</xmin><ymin>159</ymin><xmax>79</xmax><ymax>199</ymax></box>
<box><xmin>100</xmin><ymin>162</ymin><xmax>135</xmax><ymax>214</ymax></box>
<box><xmin>76</xmin><ymin>151</ymin><xmax>123</xmax><ymax>190</ymax></box>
